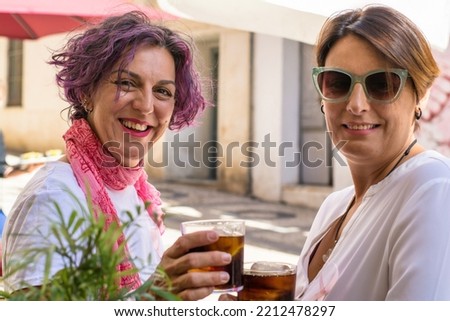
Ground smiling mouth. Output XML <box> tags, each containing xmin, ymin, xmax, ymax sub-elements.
<box><xmin>344</xmin><ymin>124</ymin><xmax>378</xmax><ymax>130</ymax></box>
<box><xmin>120</xmin><ymin>119</ymin><xmax>150</xmax><ymax>132</ymax></box>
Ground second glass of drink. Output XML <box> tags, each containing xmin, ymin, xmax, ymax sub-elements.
<box><xmin>180</xmin><ymin>219</ymin><xmax>245</xmax><ymax>292</ymax></box>
<box><xmin>238</xmin><ymin>261</ymin><xmax>297</xmax><ymax>300</ymax></box>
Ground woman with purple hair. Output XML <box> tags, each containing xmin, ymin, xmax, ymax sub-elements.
<box><xmin>1</xmin><ymin>11</ymin><xmax>230</xmax><ymax>300</ymax></box>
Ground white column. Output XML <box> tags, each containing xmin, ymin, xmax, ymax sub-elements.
<box><xmin>252</xmin><ymin>34</ymin><xmax>300</xmax><ymax>202</ymax></box>
<box><xmin>217</xmin><ymin>30</ymin><xmax>252</xmax><ymax>195</ymax></box>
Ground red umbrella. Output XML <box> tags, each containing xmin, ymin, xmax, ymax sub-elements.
<box><xmin>0</xmin><ymin>0</ymin><xmax>175</xmax><ymax>40</ymax></box>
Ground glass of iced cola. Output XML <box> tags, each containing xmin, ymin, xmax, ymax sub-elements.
<box><xmin>238</xmin><ymin>261</ymin><xmax>297</xmax><ymax>300</ymax></box>
<box><xmin>180</xmin><ymin>219</ymin><xmax>245</xmax><ymax>292</ymax></box>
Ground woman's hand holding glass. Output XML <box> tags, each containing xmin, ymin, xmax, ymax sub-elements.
<box><xmin>154</xmin><ymin>230</ymin><xmax>232</xmax><ymax>301</ymax></box>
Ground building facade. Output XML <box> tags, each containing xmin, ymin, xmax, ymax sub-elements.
<box><xmin>1</xmin><ymin>6</ymin><xmax>449</xmax><ymax>209</ymax></box>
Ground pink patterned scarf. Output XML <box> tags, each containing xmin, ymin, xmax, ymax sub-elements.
<box><xmin>63</xmin><ymin>118</ymin><xmax>165</xmax><ymax>291</ymax></box>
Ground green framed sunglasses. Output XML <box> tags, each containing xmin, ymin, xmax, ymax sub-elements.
<box><xmin>312</xmin><ymin>67</ymin><xmax>409</xmax><ymax>103</ymax></box>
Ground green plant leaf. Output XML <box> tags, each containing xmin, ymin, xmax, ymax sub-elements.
<box><xmin>2</xmin><ymin>187</ymin><xmax>178</xmax><ymax>301</ymax></box>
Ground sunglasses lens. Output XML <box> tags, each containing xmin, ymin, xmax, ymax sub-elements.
<box><xmin>365</xmin><ymin>71</ymin><xmax>401</xmax><ymax>101</ymax></box>
<box><xmin>317</xmin><ymin>70</ymin><xmax>352</xmax><ymax>100</ymax></box>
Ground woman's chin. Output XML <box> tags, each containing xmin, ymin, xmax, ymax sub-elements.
<box><xmin>121</xmin><ymin>155</ymin><xmax>146</xmax><ymax>168</ymax></box>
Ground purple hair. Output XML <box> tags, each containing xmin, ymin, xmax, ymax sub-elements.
<box><xmin>49</xmin><ymin>10</ymin><xmax>207</xmax><ymax>130</ymax></box>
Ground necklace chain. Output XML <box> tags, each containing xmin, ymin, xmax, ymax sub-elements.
<box><xmin>322</xmin><ymin>139</ymin><xmax>418</xmax><ymax>263</ymax></box>
<box><xmin>322</xmin><ymin>196</ymin><xmax>354</xmax><ymax>262</ymax></box>
<box><xmin>386</xmin><ymin>139</ymin><xmax>417</xmax><ymax>177</ymax></box>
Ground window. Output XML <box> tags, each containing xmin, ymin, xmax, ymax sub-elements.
<box><xmin>7</xmin><ymin>40</ymin><xmax>23</xmax><ymax>106</ymax></box>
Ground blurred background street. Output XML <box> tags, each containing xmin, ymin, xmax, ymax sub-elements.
<box><xmin>158</xmin><ymin>181</ymin><xmax>316</xmax><ymax>258</ymax></box>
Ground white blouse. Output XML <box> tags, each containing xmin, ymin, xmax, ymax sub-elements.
<box><xmin>296</xmin><ymin>150</ymin><xmax>450</xmax><ymax>300</ymax></box>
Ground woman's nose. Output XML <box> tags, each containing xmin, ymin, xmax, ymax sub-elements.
<box><xmin>135</xmin><ymin>91</ymin><xmax>154</xmax><ymax>114</ymax></box>
<box><xmin>346</xmin><ymin>83</ymin><xmax>369</xmax><ymax>115</ymax></box>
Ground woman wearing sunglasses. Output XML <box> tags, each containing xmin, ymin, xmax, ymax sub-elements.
<box><xmin>296</xmin><ymin>5</ymin><xmax>450</xmax><ymax>300</ymax></box>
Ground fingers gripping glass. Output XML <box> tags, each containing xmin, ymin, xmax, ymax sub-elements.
<box><xmin>312</xmin><ymin>67</ymin><xmax>409</xmax><ymax>103</ymax></box>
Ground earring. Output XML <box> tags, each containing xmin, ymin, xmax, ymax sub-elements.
<box><xmin>415</xmin><ymin>108</ymin><xmax>422</xmax><ymax>120</ymax></box>
<box><xmin>320</xmin><ymin>104</ymin><xmax>325</xmax><ymax>114</ymax></box>
<box><xmin>82</xmin><ymin>98</ymin><xmax>93</xmax><ymax>114</ymax></box>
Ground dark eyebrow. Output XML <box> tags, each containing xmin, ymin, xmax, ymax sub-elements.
<box><xmin>158</xmin><ymin>80</ymin><xmax>176</xmax><ymax>87</ymax></box>
<box><xmin>111</xmin><ymin>69</ymin><xmax>175</xmax><ymax>87</ymax></box>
